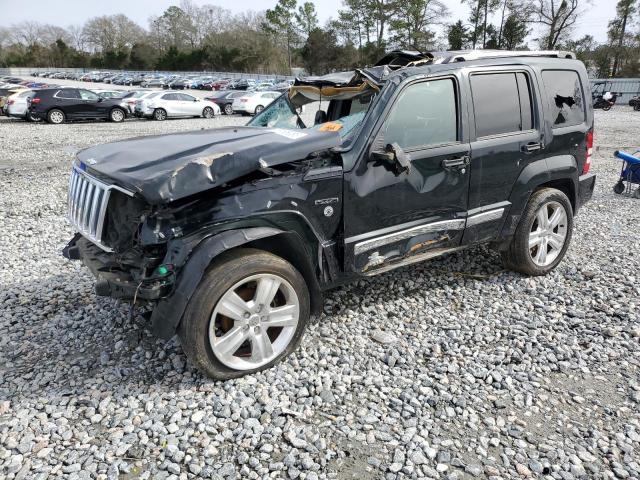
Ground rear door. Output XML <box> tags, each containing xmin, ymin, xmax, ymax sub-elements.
<box><xmin>54</xmin><ymin>89</ymin><xmax>82</xmax><ymax>117</ymax></box>
<box><xmin>78</xmin><ymin>89</ymin><xmax>104</xmax><ymax>118</ymax></box>
<box><xmin>463</xmin><ymin>68</ymin><xmax>544</xmax><ymax>244</ymax></box>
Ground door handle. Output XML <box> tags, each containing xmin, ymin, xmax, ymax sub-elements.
<box><xmin>522</xmin><ymin>142</ymin><xmax>543</xmax><ymax>153</ymax></box>
<box><xmin>442</xmin><ymin>155</ymin><xmax>469</xmax><ymax>168</ymax></box>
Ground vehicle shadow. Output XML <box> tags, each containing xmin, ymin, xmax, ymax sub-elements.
<box><xmin>0</xmin><ymin>244</ymin><xmax>508</xmax><ymax>402</ymax></box>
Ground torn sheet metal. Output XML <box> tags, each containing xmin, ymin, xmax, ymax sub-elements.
<box><xmin>76</xmin><ymin>126</ymin><xmax>341</xmax><ymax>204</ymax></box>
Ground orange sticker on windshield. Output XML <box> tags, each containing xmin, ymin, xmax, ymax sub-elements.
<box><xmin>318</xmin><ymin>122</ymin><xmax>343</xmax><ymax>132</ymax></box>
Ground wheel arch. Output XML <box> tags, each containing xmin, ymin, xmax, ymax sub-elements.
<box><xmin>150</xmin><ymin>227</ymin><xmax>322</xmax><ymax>340</ymax></box>
<box><xmin>500</xmin><ymin>155</ymin><xmax>578</xmax><ymax>240</ymax></box>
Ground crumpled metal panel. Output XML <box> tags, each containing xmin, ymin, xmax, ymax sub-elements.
<box><xmin>76</xmin><ymin>126</ymin><xmax>341</xmax><ymax>205</ymax></box>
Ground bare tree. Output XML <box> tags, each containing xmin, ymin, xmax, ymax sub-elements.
<box><xmin>67</xmin><ymin>25</ymin><xmax>87</xmax><ymax>51</ymax></box>
<box><xmin>11</xmin><ymin>21</ymin><xmax>43</xmax><ymax>46</ymax></box>
<box><xmin>532</xmin><ymin>0</ymin><xmax>581</xmax><ymax>49</ymax></box>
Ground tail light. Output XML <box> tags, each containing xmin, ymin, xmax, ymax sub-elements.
<box><xmin>7</xmin><ymin>99</ymin><xmax>14</xmax><ymax>105</ymax></box>
<box><xmin>30</xmin><ymin>97</ymin><xmax>41</xmax><ymax>105</ymax></box>
<box><xmin>583</xmin><ymin>130</ymin><xmax>593</xmax><ymax>174</ymax></box>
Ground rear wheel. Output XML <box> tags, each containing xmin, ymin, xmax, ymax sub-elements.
<box><xmin>47</xmin><ymin>109</ymin><xmax>65</xmax><ymax>124</ymax></box>
<box><xmin>153</xmin><ymin>108</ymin><xmax>167</xmax><ymax>121</ymax></box>
<box><xmin>178</xmin><ymin>248</ymin><xmax>310</xmax><ymax>380</ymax></box>
<box><xmin>202</xmin><ymin>106</ymin><xmax>214</xmax><ymax>118</ymax></box>
<box><xmin>224</xmin><ymin>104</ymin><xmax>233</xmax><ymax>115</ymax></box>
<box><xmin>502</xmin><ymin>188</ymin><xmax>573</xmax><ymax>276</ymax></box>
<box><xmin>109</xmin><ymin>108</ymin><xmax>125</xmax><ymax>123</ymax></box>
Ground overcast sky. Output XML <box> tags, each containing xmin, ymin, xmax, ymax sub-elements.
<box><xmin>3</xmin><ymin>0</ymin><xmax>613</xmax><ymax>44</ymax></box>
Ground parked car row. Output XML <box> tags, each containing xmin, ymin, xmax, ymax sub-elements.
<box><xmin>31</xmin><ymin>70</ymin><xmax>294</xmax><ymax>92</ymax></box>
<box><xmin>2</xmin><ymin>73</ymin><xmax>286</xmax><ymax>123</ymax></box>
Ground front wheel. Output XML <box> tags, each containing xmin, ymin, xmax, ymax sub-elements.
<box><xmin>202</xmin><ymin>106</ymin><xmax>214</xmax><ymax>118</ymax></box>
<box><xmin>109</xmin><ymin>108</ymin><xmax>125</xmax><ymax>123</ymax></box>
<box><xmin>178</xmin><ymin>248</ymin><xmax>310</xmax><ymax>380</ymax></box>
<box><xmin>501</xmin><ymin>188</ymin><xmax>573</xmax><ymax>276</ymax></box>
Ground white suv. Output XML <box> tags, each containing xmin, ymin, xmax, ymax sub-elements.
<box><xmin>138</xmin><ymin>91</ymin><xmax>221</xmax><ymax>121</ymax></box>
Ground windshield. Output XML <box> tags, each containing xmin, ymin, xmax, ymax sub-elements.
<box><xmin>247</xmin><ymin>91</ymin><xmax>374</xmax><ymax>144</ymax></box>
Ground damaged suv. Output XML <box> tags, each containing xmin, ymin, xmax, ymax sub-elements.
<box><xmin>63</xmin><ymin>50</ymin><xmax>596</xmax><ymax>379</ymax></box>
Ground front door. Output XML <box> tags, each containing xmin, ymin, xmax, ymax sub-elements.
<box><xmin>78</xmin><ymin>89</ymin><xmax>104</xmax><ymax>118</ymax></box>
<box><xmin>343</xmin><ymin>75</ymin><xmax>471</xmax><ymax>274</ymax></box>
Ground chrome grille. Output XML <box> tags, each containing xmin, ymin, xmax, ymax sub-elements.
<box><xmin>67</xmin><ymin>166</ymin><xmax>132</xmax><ymax>252</ymax></box>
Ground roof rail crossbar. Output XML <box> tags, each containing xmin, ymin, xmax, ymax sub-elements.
<box><xmin>432</xmin><ymin>50</ymin><xmax>576</xmax><ymax>64</ymax></box>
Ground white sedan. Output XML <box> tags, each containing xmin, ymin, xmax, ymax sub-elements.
<box><xmin>232</xmin><ymin>91</ymin><xmax>281</xmax><ymax>115</ymax></box>
<box><xmin>138</xmin><ymin>91</ymin><xmax>221</xmax><ymax>120</ymax></box>
<box><xmin>6</xmin><ymin>90</ymin><xmax>38</xmax><ymax>121</ymax></box>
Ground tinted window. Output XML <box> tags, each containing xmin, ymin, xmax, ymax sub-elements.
<box><xmin>471</xmin><ymin>73</ymin><xmax>522</xmax><ymax>137</ymax></box>
<box><xmin>541</xmin><ymin>70</ymin><xmax>585</xmax><ymax>128</ymax></box>
<box><xmin>162</xmin><ymin>93</ymin><xmax>178</xmax><ymax>101</ymax></box>
<box><xmin>179</xmin><ymin>93</ymin><xmax>196</xmax><ymax>101</ymax></box>
<box><xmin>384</xmin><ymin>78</ymin><xmax>457</xmax><ymax>149</ymax></box>
<box><xmin>56</xmin><ymin>89</ymin><xmax>80</xmax><ymax>99</ymax></box>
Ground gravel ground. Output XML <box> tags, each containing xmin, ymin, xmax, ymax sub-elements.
<box><xmin>0</xmin><ymin>107</ymin><xmax>639</xmax><ymax>480</ymax></box>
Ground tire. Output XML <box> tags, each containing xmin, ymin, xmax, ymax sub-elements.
<box><xmin>254</xmin><ymin>105</ymin><xmax>264</xmax><ymax>115</ymax></box>
<box><xmin>224</xmin><ymin>103</ymin><xmax>233</xmax><ymax>115</ymax></box>
<box><xmin>178</xmin><ymin>248</ymin><xmax>310</xmax><ymax>380</ymax></box>
<box><xmin>153</xmin><ymin>108</ymin><xmax>167</xmax><ymax>121</ymax></box>
<box><xmin>27</xmin><ymin>112</ymin><xmax>42</xmax><ymax>122</ymax></box>
<box><xmin>202</xmin><ymin>106</ymin><xmax>214</xmax><ymax>119</ymax></box>
<box><xmin>603</xmin><ymin>103</ymin><xmax>612</xmax><ymax>111</ymax></box>
<box><xmin>501</xmin><ymin>188</ymin><xmax>573</xmax><ymax>276</ymax></box>
<box><xmin>613</xmin><ymin>181</ymin><xmax>626</xmax><ymax>194</ymax></box>
<box><xmin>47</xmin><ymin>109</ymin><xmax>65</xmax><ymax>124</ymax></box>
<box><xmin>109</xmin><ymin>108</ymin><xmax>125</xmax><ymax>123</ymax></box>
<box><xmin>635</xmin><ymin>103</ymin><xmax>640</xmax><ymax>112</ymax></box>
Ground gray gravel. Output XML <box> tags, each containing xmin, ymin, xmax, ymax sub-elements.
<box><xmin>1</xmin><ymin>107</ymin><xmax>639</xmax><ymax>479</ymax></box>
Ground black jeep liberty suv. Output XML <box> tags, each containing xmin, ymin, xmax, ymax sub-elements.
<box><xmin>63</xmin><ymin>50</ymin><xmax>596</xmax><ymax>379</ymax></box>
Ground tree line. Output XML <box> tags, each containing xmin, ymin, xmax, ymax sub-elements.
<box><xmin>0</xmin><ymin>0</ymin><xmax>638</xmax><ymax>77</ymax></box>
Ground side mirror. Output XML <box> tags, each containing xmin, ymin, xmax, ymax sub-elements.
<box><xmin>370</xmin><ymin>142</ymin><xmax>411</xmax><ymax>175</ymax></box>
<box><xmin>98</xmin><ymin>97</ymin><xmax>104</xmax><ymax>102</ymax></box>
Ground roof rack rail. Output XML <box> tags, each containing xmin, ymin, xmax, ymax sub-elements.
<box><xmin>433</xmin><ymin>50</ymin><xmax>576</xmax><ymax>64</ymax></box>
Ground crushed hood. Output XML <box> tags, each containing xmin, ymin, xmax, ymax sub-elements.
<box><xmin>77</xmin><ymin>126</ymin><xmax>341</xmax><ymax>204</ymax></box>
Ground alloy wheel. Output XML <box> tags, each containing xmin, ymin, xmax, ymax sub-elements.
<box><xmin>529</xmin><ymin>201</ymin><xmax>568</xmax><ymax>267</ymax></box>
<box><xmin>224</xmin><ymin>104</ymin><xmax>233</xmax><ymax>115</ymax></box>
<box><xmin>111</xmin><ymin>109</ymin><xmax>124</xmax><ymax>122</ymax></box>
<box><xmin>203</xmin><ymin>107</ymin><xmax>214</xmax><ymax>118</ymax></box>
<box><xmin>209</xmin><ymin>274</ymin><xmax>299</xmax><ymax>371</ymax></box>
<box><xmin>49</xmin><ymin>110</ymin><xmax>64</xmax><ymax>124</ymax></box>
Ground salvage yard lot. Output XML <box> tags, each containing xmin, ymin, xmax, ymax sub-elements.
<box><xmin>0</xmin><ymin>109</ymin><xmax>639</xmax><ymax>479</ymax></box>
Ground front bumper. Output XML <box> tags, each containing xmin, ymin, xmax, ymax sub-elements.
<box><xmin>63</xmin><ymin>234</ymin><xmax>172</xmax><ymax>301</ymax></box>
<box><xmin>577</xmin><ymin>172</ymin><xmax>596</xmax><ymax>211</ymax></box>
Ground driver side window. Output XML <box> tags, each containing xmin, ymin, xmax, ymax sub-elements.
<box><xmin>384</xmin><ymin>78</ymin><xmax>458</xmax><ymax>150</ymax></box>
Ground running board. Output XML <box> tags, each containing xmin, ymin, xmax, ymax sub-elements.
<box><xmin>363</xmin><ymin>246</ymin><xmax>465</xmax><ymax>276</ymax></box>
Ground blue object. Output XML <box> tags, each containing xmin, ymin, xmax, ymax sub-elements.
<box><xmin>614</xmin><ymin>150</ymin><xmax>640</xmax><ymax>186</ymax></box>
<box><xmin>615</xmin><ymin>150</ymin><xmax>640</xmax><ymax>165</ymax></box>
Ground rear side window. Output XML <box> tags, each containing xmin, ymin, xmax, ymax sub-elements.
<box><xmin>384</xmin><ymin>78</ymin><xmax>458</xmax><ymax>149</ymax></box>
<box><xmin>541</xmin><ymin>70</ymin><xmax>585</xmax><ymax>128</ymax></box>
<box><xmin>471</xmin><ymin>72</ymin><xmax>534</xmax><ymax>137</ymax></box>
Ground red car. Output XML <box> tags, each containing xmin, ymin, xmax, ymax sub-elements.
<box><xmin>209</xmin><ymin>79</ymin><xmax>231</xmax><ymax>91</ymax></box>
